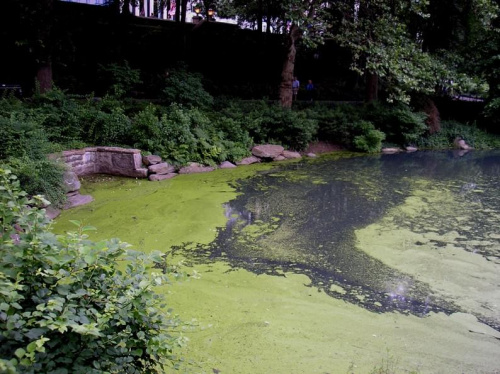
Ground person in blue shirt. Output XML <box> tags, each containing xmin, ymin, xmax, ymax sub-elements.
<box><xmin>306</xmin><ymin>79</ymin><xmax>314</xmax><ymax>101</ymax></box>
<box><xmin>292</xmin><ymin>77</ymin><xmax>300</xmax><ymax>101</ymax></box>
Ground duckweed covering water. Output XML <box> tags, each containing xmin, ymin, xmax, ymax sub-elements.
<box><xmin>53</xmin><ymin>151</ymin><xmax>500</xmax><ymax>373</ymax></box>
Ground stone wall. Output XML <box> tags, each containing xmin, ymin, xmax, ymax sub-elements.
<box><xmin>46</xmin><ymin>145</ymin><xmax>306</xmax><ymax>219</ymax></box>
<box><xmin>57</xmin><ymin>147</ymin><xmax>148</xmax><ymax>178</ymax></box>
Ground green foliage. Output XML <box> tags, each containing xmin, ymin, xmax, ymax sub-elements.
<box><xmin>131</xmin><ymin>104</ymin><xmax>250</xmax><ymax>165</ymax></box>
<box><xmin>5</xmin><ymin>157</ymin><xmax>66</xmax><ymax>208</ymax></box>
<box><xmin>306</xmin><ymin>103</ymin><xmax>363</xmax><ymax>147</ymax></box>
<box><xmin>0</xmin><ymin>169</ymin><xmax>185</xmax><ymax>373</ymax></box>
<box><xmin>416</xmin><ymin>120</ymin><xmax>500</xmax><ymax>150</ymax></box>
<box><xmin>352</xmin><ymin>121</ymin><xmax>386</xmax><ymax>153</ymax></box>
<box><xmin>364</xmin><ymin>103</ymin><xmax>428</xmax><ymax>145</ymax></box>
<box><xmin>82</xmin><ymin>103</ymin><xmax>132</xmax><ymax>146</ymax></box>
<box><xmin>98</xmin><ymin>61</ymin><xmax>143</xmax><ymax>98</ymax></box>
<box><xmin>0</xmin><ymin>105</ymin><xmax>67</xmax><ymax>207</ymax></box>
<box><xmin>162</xmin><ymin>67</ymin><xmax>214</xmax><ymax>108</ymax></box>
<box><xmin>29</xmin><ymin>87</ymin><xmax>87</xmax><ymax>144</ymax></box>
<box><xmin>221</xmin><ymin>101</ymin><xmax>318</xmax><ymax>151</ymax></box>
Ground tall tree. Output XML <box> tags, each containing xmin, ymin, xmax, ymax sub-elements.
<box><xmin>335</xmin><ymin>0</ymin><xmax>498</xmax><ymax>103</ymax></box>
<box><xmin>218</xmin><ymin>0</ymin><xmax>332</xmax><ymax>107</ymax></box>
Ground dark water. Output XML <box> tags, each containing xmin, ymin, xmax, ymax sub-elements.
<box><xmin>175</xmin><ymin>150</ymin><xmax>500</xmax><ymax>330</ymax></box>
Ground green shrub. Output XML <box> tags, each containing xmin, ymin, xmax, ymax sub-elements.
<box><xmin>221</xmin><ymin>101</ymin><xmax>318</xmax><ymax>151</ymax></box>
<box><xmin>0</xmin><ymin>113</ymin><xmax>49</xmax><ymax>161</ymax></box>
<box><xmin>0</xmin><ymin>169</ymin><xmax>185</xmax><ymax>373</ymax></box>
<box><xmin>29</xmin><ymin>88</ymin><xmax>86</xmax><ymax>144</ymax></box>
<box><xmin>0</xmin><ymin>111</ymin><xmax>67</xmax><ymax>207</ymax></box>
<box><xmin>162</xmin><ymin>67</ymin><xmax>214</xmax><ymax>108</ymax></box>
<box><xmin>416</xmin><ymin>120</ymin><xmax>500</xmax><ymax>149</ymax></box>
<box><xmin>84</xmin><ymin>106</ymin><xmax>132</xmax><ymax>146</ymax></box>
<box><xmin>4</xmin><ymin>157</ymin><xmax>67</xmax><ymax>208</ymax></box>
<box><xmin>306</xmin><ymin>103</ymin><xmax>362</xmax><ymax>146</ymax></box>
<box><xmin>364</xmin><ymin>102</ymin><xmax>427</xmax><ymax>145</ymax></box>
<box><xmin>98</xmin><ymin>61</ymin><xmax>143</xmax><ymax>98</ymax></box>
<box><xmin>352</xmin><ymin>121</ymin><xmax>386</xmax><ymax>153</ymax></box>
<box><xmin>131</xmin><ymin>104</ymin><xmax>249</xmax><ymax>165</ymax></box>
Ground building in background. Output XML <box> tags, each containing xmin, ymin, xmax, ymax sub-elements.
<box><xmin>60</xmin><ymin>0</ymin><xmax>237</xmax><ymax>24</ymax></box>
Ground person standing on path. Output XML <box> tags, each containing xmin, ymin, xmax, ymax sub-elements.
<box><xmin>306</xmin><ymin>80</ymin><xmax>314</xmax><ymax>101</ymax></box>
<box><xmin>292</xmin><ymin>77</ymin><xmax>300</xmax><ymax>101</ymax></box>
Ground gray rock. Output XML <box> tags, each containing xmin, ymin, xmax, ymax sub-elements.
<box><xmin>64</xmin><ymin>194</ymin><xmax>94</xmax><ymax>209</ymax></box>
<box><xmin>273</xmin><ymin>155</ymin><xmax>286</xmax><ymax>161</ymax></box>
<box><xmin>282</xmin><ymin>150</ymin><xmax>302</xmax><ymax>159</ymax></box>
<box><xmin>45</xmin><ymin>206</ymin><xmax>61</xmax><ymax>220</ymax></box>
<box><xmin>252</xmin><ymin>144</ymin><xmax>285</xmax><ymax>159</ymax></box>
<box><xmin>382</xmin><ymin>147</ymin><xmax>401</xmax><ymax>154</ymax></box>
<box><xmin>306</xmin><ymin>153</ymin><xmax>317</xmax><ymax>158</ymax></box>
<box><xmin>148</xmin><ymin>162</ymin><xmax>176</xmax><ymax>175</ymax></box>
<box><xmin>219</xmin><ymin>161</ymin><xmax>237</xmax><ymax>169</ymax></box>
<box><xmin>148</xmin><ymin>173</ymin><xmax>178</xmax><ymax>181</ymax></box>
<box><xmin>236</xmin><ymin>156</ymin><xmax>261</xmax><ymax>165</ymax></box>
<box><xmin>142</xmin><ymin>154</ymin><xmax>162</xmax><ymax>166</ymax></box>
<box><xmin>178</xmin><ymin>163</ymin><xmax>215</xmax><ymax>174</ymax></box>
<box><xmin>63</xmin><ymin>171</ymin><xmax>81</xmax><ymax>193</ymax></box>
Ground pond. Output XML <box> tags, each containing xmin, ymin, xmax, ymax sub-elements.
<box><xmin>53</xmin><ymin>150</ymin><xmax>500</xmax><ymax>374</ymax></box>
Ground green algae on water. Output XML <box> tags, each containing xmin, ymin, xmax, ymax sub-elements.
<box><xmin>52</xmin><ymin>151</ymin><xmax>500</xmax><ymax>374</ymax></box>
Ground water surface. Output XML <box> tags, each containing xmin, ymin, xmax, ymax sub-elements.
<box><xmin>53</xmin><ymin>150</ymin><xmax>500</xmax><ymax>373</ymax></box>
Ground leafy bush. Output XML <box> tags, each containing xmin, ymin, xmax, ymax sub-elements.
<box><xmin>162</xmin><ymin>67</ymin><xmax>214</xmax><ymax>108</ymax></box>
<box><xmin>29</xmin><ymin>88</ymin><xmax>87</xmax><ymax>144</ymax></box>
<box><xmin>306</xmin><ymin>103</ymin><xmax>363</xmax><ymax>146</ymax></box>
<box><xmin>416</xmin><ymin>120</ymin><xmax>500</xmax><ymax>149</ymax></box>
<box><xmin>363</xmin><ymin>102</ymin><xmax>427</xmax><ymax>145</ymax></box>
<box><xmin>98</xmin><ymin>61</ymin><xmax>143</xmax><ymax>98</ymax></box>
<box><xmin>131</xmin><ymin>104</ymin><xmax>250</xmax><ymax>165</ymax></box>
<box><xmin>0</xmin><ymin>110</ymin><xmax>67</xmax><ymax>207</ymax></box>
<box><xmin>221</xmin><ymin>101</ymin><xmax>318</xmax><ymax>150</ymax></box>
<box><xmin>84</xmin><ymin>106</ymin><xmax>132</xmax><ymax>146</ymax></box>
<box><xmin>0</xmin><ymin>169</ymin><xmax>185</xmax><ymax>373</ymax></box>
<box><xmin>352</xmin><ymin>121</ymin><xmax>386</xmax><ymax>153</ymax></box>
<box><xmin>5</xmin><ymin>157</ymin><xmax>67</xmax><ymax>208</ymax></box>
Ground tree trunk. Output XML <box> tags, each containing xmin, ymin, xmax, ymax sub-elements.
<box><xmin>36</xmin><ymin>61</ymin><xmax>53</xmax><ymax>94</ymax></box>
<box><xmin>174</xmin><ymin>0</ymin><xmax>180</xmax><ymax>21</ymax></box>
<box><xmin>279</xmin><ymin>24</ymin><xmax>301</xmax><ymax>108</ymax></box>
<box><xmin>257</xmin><ymin>0</ymin><xmax>263</xmax><ymax>33</ymax></box>
<box><xmin>181</xmin><ymin>0</ymin><xmax>188</xmax><ymax>23</ymax></box>
<box><xmin>122</xmin><ymin>0</ymin><xmax>131</xmax><ymax>15</ymax></box>
<box><xmin>365</xmin><ymin>72</ymin><xmax>378</xmax><ymax>102</ymax></box>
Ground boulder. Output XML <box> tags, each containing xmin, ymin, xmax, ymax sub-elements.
<box><xmin>282</xmin><ymin>150</ymin><xmax>302</xmax><ymax>159</ymax></box>
<box><xmin>148</xmin><ymin>162</ymin><xmax>176</xmax><ymax>175</ymax></box>
<box><xmin>405</xmin><ymin>146</ymin><xmax>418</xmax><ymax>152</ymax></box>
<box><xmin>273</xmin><ymin>155</ymin><xmax>286</xmax><ymax>161</ymax></box>
<box><xmin>142</xmin><ymin>154</ymin><xmax>162</xmax><ymax>166</ymax></box>
<box><xmin>454</xmin><ymin>137</ymin><xmax>472</xmax><ymax>150</ymax></box>
<box><xmin>252</xmin><ymin>145</ymin><xmax>285</xmax><ymax>159</ymax></box>
<box><xmin>45</xmin><ymin>206</ymin><xmax>61</xmax><ymax>220</ymax></box>
<box><xmin>382</xmin><ymin>147</ymin><xmax>401</xmax><ymax>154</ymax></box>
<box><xmin>219</xmin><ymin>161</ymin><xmax>237</xmax><ymax>169</ymax></box>
<box><xmin>306</xmin><ymin>153</ymin><xmax>317</xmax><ymax>158</ymax></box>
<box><xmin>64</xmin><ymin>194</ymin><xmax>94</xmax><ymax>209</ymax></box>
<box><xmin>63</xmin><ymin>171</ymin><xmax>81</xmax><ymax>193</ymax></box>
<box><xmin>236</xmin><ymin>156</ymin><xmax>261</xmax><ymax>165</ymax></box>
<box><xmin>149</xmin><ymin>173</ymin><xmax>178</xmax><ymax>181</ymax></box>
<box><xmin>178</xmin><ymin>163</ymin><xmax>215</xmax><ymax>174</ymax></box>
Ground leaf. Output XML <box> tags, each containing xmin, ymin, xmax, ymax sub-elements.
<box><xmin>68</xmin><ymin>220</ymin><xmax>81</xmax><ymax>227</ymax></box>
<box><xmin>25</xmin><ymin>328</ymin><xmax>46</xmax><ymax>340</ymax></box>
<box><xmin>14</xmin><ymin>348</ymin><xmax>26</xmax><ymax>359</ymax></box>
